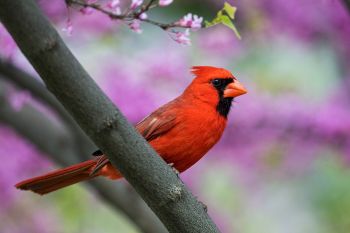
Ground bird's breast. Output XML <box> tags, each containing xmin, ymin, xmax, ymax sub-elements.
<box><xmin>150</xmin><ymin>108</ymin><xmax>227</xmax><ymax>172</ymax></box>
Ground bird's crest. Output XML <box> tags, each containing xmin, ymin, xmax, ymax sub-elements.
<box><xmin>191</xmin><ymin>66</ymin><xmax>234</xmax><ymax>79</ymax></box>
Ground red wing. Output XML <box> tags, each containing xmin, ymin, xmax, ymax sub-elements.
<box><xmin>136</xmin><ymin>112</ymin><xmax>177</xmax><ymax>141</ymax></box>
<box><xmin>89</xmin><ymin>155</ymin><xmax>109</xmax><ymax>176</ymax></box>
<box><xmin>90</xmin><ymin>104</ymin><xmax>178</xmax><ymax>175</ymax></box>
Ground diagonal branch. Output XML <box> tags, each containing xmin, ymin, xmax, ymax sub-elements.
<box><xmin>0</xmin><ymin>59</ymin><xmax>77</xmax><ymax>132</ymax></box>
<box><xmin>0</xmin><ymin>1</ymin><xmax>219</xmax><ymax>232</ymax></box>
<box><xmin>0</xmin><ymin>64</ymin><xmax>166</xmax><ymax>233</ymax></box>
<box><xmin>0</xmin><ymin>81</ymin><xmax>167</xmax><ymax>233</ymax></box>
<box><xmin>0</xmin><ymin>81</ymin><xmax>77</xmax><ymax>164</ymax></box>
<box><xmin>342</xmin><ymin>0</ymin><xmax>350</xmax><ymax>13</ymax></box>
<box><xmin>0</xmin><ymin>59</ymin><xmax>92</xmax><ymax>159</ymax></box>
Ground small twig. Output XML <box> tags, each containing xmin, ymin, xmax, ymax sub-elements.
<box><xmin>142</xmin><ymin>18</ymin><xmax>177</xmax><ymax>30</ymax></box>
<box><xmin>68</xmin><ymin>0</ymin><xmax>126</xmax><ymax>19</ymax></box>
<box><xmin>138</xmin><ymin>0</ymin><xmax>156</xmax><ymax>15</ymax></box>
<box><xmin>66</xmin><ymin>0</ymin><xmax>189</xmax><ymax>30</ymax></box>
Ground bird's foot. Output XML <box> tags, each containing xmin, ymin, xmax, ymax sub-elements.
<box><xmin>198</xmin><ymin>200</ymin><xmax>208</xmax><ymax>212</ymax></box>
<box><xmin>168</xmin><ymin>163</ymin><xmax>180</xmax><ymax>177</ymax></box>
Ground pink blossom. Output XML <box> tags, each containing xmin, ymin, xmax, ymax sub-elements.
<box><xmin>106</xmin><ymin>0</ymin><xmax>119</xmax><ymax>9</ymax></box>
<box><xmin>139</xmin><ymin>12</ymin><xmax>147</xmax><ymax>20</ymax></box>
<box><xmin>79</xmin><ymin>7</ymin><xmax>93</xmax><ymax>15</ymax></box>
<box><xmin>177</xmin><ymin>13</ymin><xmax>203</xmax><ymax>29</ymax></box>
<box><xmin>130</xmin><ymin>0</ymin><xmax>143</xmax><ymax>10</ymax></box>
<box><xmin>191</xmin><ymin>14</ymin><xmax>203</xmax><ymax>29</ymax></box>
<box><xmin>173</xmin><ymin>29</ymin><xmax>191</xmax><ymax>45</ymax></box>
<box><xmin>115</xmin><ymin>7</ymin><xmax>121</xmax><ymax>15</ymax></box>
<box><xmin>159</xmin><ymin>0</ymin><xmax>173</xmax><ymax>7</ymax></box>
<box><xmin>129</xmin><ymin>20</ymin><xmax>142</xmax><ymax>33</ymax></box>
<box><xmin>106</xmin><ymin>0</ymin><xmax>121</xmax><ymax>15</ymax></box>
<box><xmin>178</xmin><ymin>13</ymin><xmax>193</xmax><ymax>27</ymax></box>
<box><xmin>62</xmin><ymin>20</ymin><xmax>73</xmax><ymax>36</ymax></box>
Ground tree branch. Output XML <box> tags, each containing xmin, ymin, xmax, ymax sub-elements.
<box><xmin>342</xmin><ymin>0</ymin><xmax>350</xmax><ymax>13</ymax></box>
<box><xmin>0</xmin><ymin>59</ymin><xmax>168</xmax><ymax>232</ymax></box>
<box><xmin>0</xmin><ymin>81</ymin><xmax>167</xmax><ymax>233</ymax></box>
<box><xmin>0</xmin><ymin>1</ymin><xmax>219</xmax><ymax>232</ymax></box>
<box><xmin>0</xmin><ymin>59</ymin><xmax>77</xmax><ymax>132</ymax></box>
<box><xmin>67</xmin><ymin>0</ymin><xmax>193</xmax><ymax>30</ymax></box>
<box><xmin>0</xmin><ymin>59</ymin><xmax>92</xmax><ymax>160</ymax></box>
<box><xmin>0</xmin><ymin>81</ymin><xmax>77</xmax><ymax>164</ymax></box>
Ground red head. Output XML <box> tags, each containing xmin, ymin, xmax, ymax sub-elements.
<box><xmin>183</xmin><ymin>66</ymin><xmax>247</xmax><ymax>117</ymax></box>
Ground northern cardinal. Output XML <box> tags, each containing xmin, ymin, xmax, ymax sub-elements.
<box><xmin>16</xmin><ymin>66</ymin><xmax>247</xmax><ymax>195</ymax></box>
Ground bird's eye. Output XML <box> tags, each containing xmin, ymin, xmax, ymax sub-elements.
<box><xmin>211</xmin><ymin>79</ymin><xmax>221</xmax><ymax>87</ymax></box>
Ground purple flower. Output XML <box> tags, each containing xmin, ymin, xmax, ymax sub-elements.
<box><xmin>0</xmin><ymin>126</ymin><xmax>51</xmax><ymax>207</ymax></box>
<box><xmin>99</xmin><ymin>63</ymin><xmax>158</xmax><ymax>123</ymax></box>
<box><xmin>70</xmin><ymin>10</ymin><xmax>118</xmax><ymax>35</ymax></box>
<box><xmin>198</xmin><ymin>27</ymin><xmax>242</xmax><ymax>57</ymax></box>
<box><xmin>159</xmin><ymin>0</ymin><xmax>173</xmax><ymax>7</ymax></box>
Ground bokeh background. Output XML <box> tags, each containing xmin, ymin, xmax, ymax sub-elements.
<box><xmin>1</xmin><ymin>0</ymin><xmax>350</xmax><ymax>232</ymax></box>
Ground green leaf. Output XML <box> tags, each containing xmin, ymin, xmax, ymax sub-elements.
<box><xmin>220</xmin><ymin>15</ymin><xmax>241</xmax><ymax>39</ymax></box>
<box><xmin>223</xmin><ymin>2</ymin><xmax>237</xmax><ymax>19</ymax></box>
<box><xmin>204</xmin><ymin>2</ymin><xmax>241</xmax><ymax>39</ymax></box>
<box><xmin>217</xmin><ymin>9</ymin><xmax>223</xmax><ymax>18</ymax></box>
<box><xmin>204</xmin><ymin>10</ymin><xmax>223</xmax><ymax>27</ymax></box>
<box><xmin>205</xmin><ymin>16</ymin><xmax>221</xmax><ymax>27</ymax></box>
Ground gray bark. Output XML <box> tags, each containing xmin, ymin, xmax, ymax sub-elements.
<box><xmin>0</xmin><ymin>79</ymin><xmax>167</xmax><ymax>233</ymax></box>
<box><xmin>0</xmin><ymin>0</ymin><xmax>220</xmax><ymax>232</ymax></box>
<box><xmin>342</xmin><ymin>0</ymin><xmax>350</xmax><ymax>12</ymax></box>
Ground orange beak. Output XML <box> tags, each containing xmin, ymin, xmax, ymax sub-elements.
<box><xmin>223</xmin><ymin>80</ymin><xmax>248</xmax><ymax>98</ymax></box>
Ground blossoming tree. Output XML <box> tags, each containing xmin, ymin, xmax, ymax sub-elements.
<box><xmin>0</xmin><ymin>0</ymin><xmax>240</xmax><ymax>233</ymax></box>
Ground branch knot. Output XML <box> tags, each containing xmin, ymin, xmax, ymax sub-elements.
<box><xmin>160</xmin><ymin>184</ymin><xmax>183</xmax><ymax>207</ymax></box>
<box><xmin>97</xmin><ymin>112</ymin><xmax>120</xmax><ymax>133</ymax></box>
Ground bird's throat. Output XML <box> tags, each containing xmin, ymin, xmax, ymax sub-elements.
<box><xmin>216</xmin><ymin>97</ymin><xmax>233</xmax><ymax>118</ymax></box>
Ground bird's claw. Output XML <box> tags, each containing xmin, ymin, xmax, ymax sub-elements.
<box><xmin>198</xmin><ymin>200</ymin><xmax>208</xmax><ymax>212</ymax></box>
<box><xmin>168</xmin><ymin>163</ymin><xmax>180</xmax><ymax>177</ymax></box>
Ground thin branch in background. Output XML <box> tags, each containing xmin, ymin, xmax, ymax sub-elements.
<box><xmin>66</xmin><ymin>0</ymin><xmax>197</xmax><ymax>30</ymax></box>
<box><xmin>0</xmin><ymin>60</ymin><xmax>79</xmax><ymax>131</ymax></box>
<box><xmin>0</xmin><ymin>81</ymin><xmax>77</xmax><ymax>165</ymax></box>
<box><xmin>0</xmin><ymin>36</ymin><xmax>167</xmax><ymax>233</ymax></box>
<box><xmin>65</xmin><ymin>0</ymin><xmax>241</xmax><ymax>45</ymax></box>
<box><xmin>0</xmin><ymin>0</ymin><xmax>219</xmax><ymax>232</ymax></box>
<box><xmin>65</xmin><ymin>0</ymin><xmax>204</xmax><ymax>44</ymax></box>
<box><xmin>342</xmin><ymin>0</ymin><xmax>350</xmax><ymax>13</ymax></box>
<box><xmin>0</xmin><ymin>58</ymin><xmax>93</xmax><ymax>159</ymax></box>
<box><xmin>0</xmin><ymin>80</ymin><xmax>167</xmax><ymax>233</ymax></box>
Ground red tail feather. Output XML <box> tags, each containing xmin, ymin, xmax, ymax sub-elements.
<box><xmin>15</xmin><ymin>160</ymin><xmax>97</xmax><ymax>195</ymax></box>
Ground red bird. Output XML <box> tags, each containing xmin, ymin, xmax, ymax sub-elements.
<box><xmin>16</xmin><ymin>66</ymin><xmax>247</xmax><ymax>195</ymax></box>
